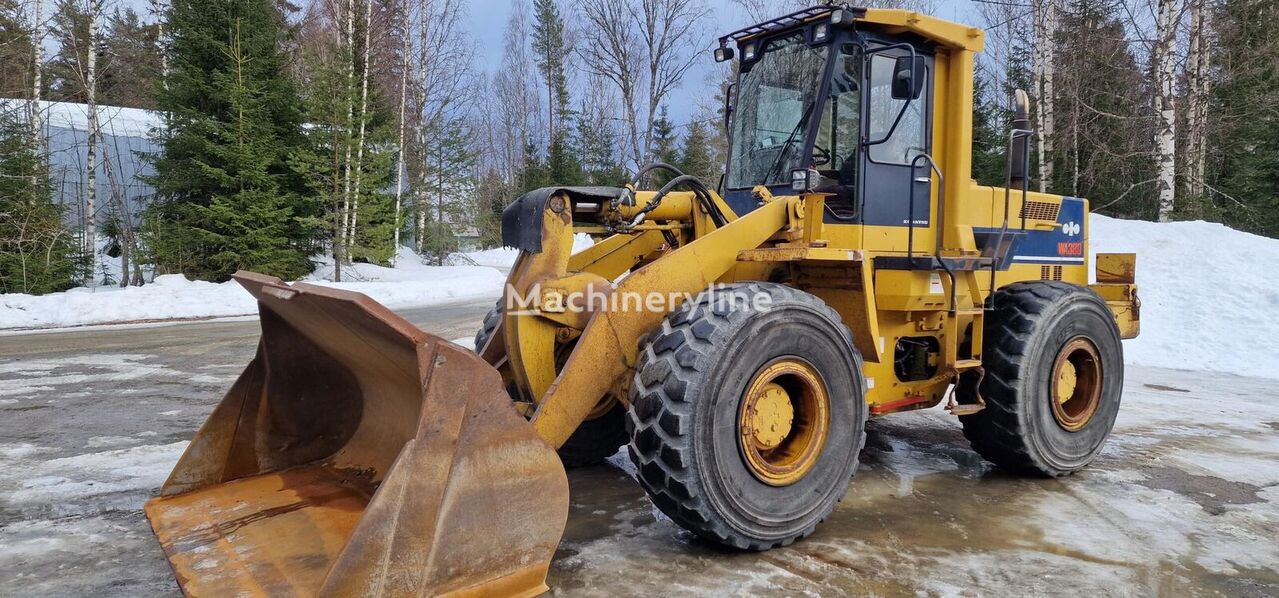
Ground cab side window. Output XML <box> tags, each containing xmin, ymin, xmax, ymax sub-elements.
<box><xmin>866</xmin><ymin>54</ymin><xmax>929</xmax><ymax>164</ymax></box>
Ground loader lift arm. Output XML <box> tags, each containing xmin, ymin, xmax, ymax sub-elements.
<box><xmin>493</xmin><ymin>186</ymin><xmax>797</xmax><ymax>447</ymax></box>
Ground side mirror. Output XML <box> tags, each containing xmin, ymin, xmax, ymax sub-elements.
<box><xmin>891</xmin><ymin>55</ymin><xmax>926</xmax><ymax>100</ymax></box>
<box><xmin>895</xmin><ymin>55</ymin><xmax>925</xmax><ymax>99</ymax></box>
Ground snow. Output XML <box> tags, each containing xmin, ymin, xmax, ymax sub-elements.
<box><xmin>0</xmin><ymin>440</ymin><xmax>188</xmax><ymax>516</ymax></box>
<box><xmin>3</xmin><ymin>213</ymin><xmax>1279</xmax><ymax>383</ymax></box>
<box><xmin>449</xmin><ymin>233</ymin><xmax>597</xmax><ymax>268</ymax></box>
<box><xmin>0</xmin><ymin>246</ymin><xmax>508</xmax><ymax>331</ymax></box>
<box><xmin>1090</xmin><ymin>214</ymin><xmax>1279</xmax><ymax>378</ymax></box>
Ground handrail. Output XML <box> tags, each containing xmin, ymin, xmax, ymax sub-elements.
<box><xmin>906</xmin><ymin>152</ymin><xmax>944</xmax><ymax>265</ymax></box>
<box><xmin>907</xmin><ymin>152</ymin><xmax>957</xmax><ymax>313</ymax></box>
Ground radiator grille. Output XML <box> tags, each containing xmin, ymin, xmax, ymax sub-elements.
<box><xmin>1021</xmin><ymin>201</ymin><xmax>1061</xmax><ymax>222</ymax></box>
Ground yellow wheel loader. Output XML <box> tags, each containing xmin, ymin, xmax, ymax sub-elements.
<box><xmin>145</xmin><ymin>5</ymin><xmax>1141</xmax><ymax>596</ymax></box>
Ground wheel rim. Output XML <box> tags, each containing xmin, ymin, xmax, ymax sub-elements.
<box><xmin>1050</xmin><ymin>337</ymin><xmax>1103</xmax><ymax>431</ymax></box>
<box><xmin>738</xmin><ymin>357</ymin><xmax>830</xmax><ymax>486</ymax></box>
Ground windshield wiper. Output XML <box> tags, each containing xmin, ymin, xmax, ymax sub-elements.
<box><xmin>763</xmin><ymin>100</ymin><xmax>817</xmax><ymax>186</ymax></box>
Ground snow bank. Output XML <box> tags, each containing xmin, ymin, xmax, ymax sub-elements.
<box><xmin>5</xmin><ymin>215</ymin><xmax>1279</xmax><ymax>382</ymax></box>
<box><xmin>450</xmin><ymin>234</ymin><xmax>598</xmax><ymax>269</ymax></box>
<box><xmin>1091</xmin><ymin>214</ymin><xmax>1279</xmax><ymax>379</ymax></box>
<box><xmin>0</xmin><ymin>275</ymin><xmax>256</xmax><ymax>330</ymax></box>
<box><xmin>0</xmin><ymin>247</ymin><xmax>505</xmax><ymax>331</ymax></box>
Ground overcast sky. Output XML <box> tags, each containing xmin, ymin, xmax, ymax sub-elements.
<box><xmin>111</xmin><ymin>0</ymin><xmax>983</xmax><ymax>126</ymax></box>
<box><xmin>466</xmin><ymin>0</ymin><xmax>982</xmax><ymax>126</ymax></box>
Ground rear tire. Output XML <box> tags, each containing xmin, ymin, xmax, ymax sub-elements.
<box><xmin>627</xmin><ymin>283</ymin><xmax>866</xmax><ymax>550</ymax></box>
<box><xmin>472</xmin><ymin>301</ymin><xmax>627</xmax><ymax>467</ymax></box>
<box><xmin>957</xmin><ymin>282</ymin><xmax>1124</xmax><ymax>476</ymax></box>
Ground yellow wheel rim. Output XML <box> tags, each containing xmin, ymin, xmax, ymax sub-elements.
<box><xmin>1050</xmin><ymin>337</ymin><xmax>1103</xmax><ymax>431</ymax></box>
<box><xmin>738</xmin><ymin>358</ymin><xmax>830</xmax><ymax>486</ymax></box>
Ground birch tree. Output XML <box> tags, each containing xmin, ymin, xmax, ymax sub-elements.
<box><xmin>1033</xmin><ymin>0</ymin><xmax>1056</xmax><ymax>192</ymax></box>
<box><xmin>84</xmin><ymin>0</ymin><xmax>100</xmax><ymax>280</ymax></box>
<box><xmin>490</xmin><ymin>4</ymin><xmax>540</xmax><ymax>184</ymax></box>
<box><xmin>1183</xmin><ymin>0</ymin><xmax>1210</xmax><ymax>202</ymax></box>
<box><xmin>346</xmin><ymin>0</ymin><xmax>373</xmax><ymax>252</ymax></box>
<box><xmin>30</xmin><ymin>0</ymin><xmax>43</xmax><ymax>147</ymax></box>
<box><xmin>1153</xmin><ymin>0</ymin><xmax>1178</xmax><ymax>221</ymax></box>
<box><xmin>391</xmin><ymin>0</ymin><xmax>410</xmax><ymax>262</ymax></box>
<box><xmin>337</xmin><ymin>0</ymin><xmax>354</xmax><ymax>270</ymax></box>
<box><xmin>410</xmin><ymin>0</ymin><xmax>468</xmax><ymax>253</ymax></box>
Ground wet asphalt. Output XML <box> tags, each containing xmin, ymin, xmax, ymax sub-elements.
<box><xmin>1</xmin><ymin>302</ymin><xmax>1276</xmax><ymax>597</ymax></box>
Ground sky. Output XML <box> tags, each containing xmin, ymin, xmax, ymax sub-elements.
<box><xmin>110</xmin><ymin>0</ymin><xmax>983</xmax><ymax>126</ymax></box>
<box><xmin>467</xmin><ymin>0</ymin><xmax>983</xmax><ymax>126</ymax></box>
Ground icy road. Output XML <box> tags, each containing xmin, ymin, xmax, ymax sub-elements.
<box><xmin>1</xmin><ymin>301</ymin><xmax>1277</xmax><ymax>597</ymax></box>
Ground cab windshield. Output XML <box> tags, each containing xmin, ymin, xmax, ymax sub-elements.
<box><xmin>727</xmin><ymin>32</ymin><xmax>830</xmax><ymax>189</ymax></box>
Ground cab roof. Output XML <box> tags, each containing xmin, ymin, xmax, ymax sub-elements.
<box><xmin>719</xmin><ymin>4</ymin><xmax>984</xmax><ymax>52</ymax></box>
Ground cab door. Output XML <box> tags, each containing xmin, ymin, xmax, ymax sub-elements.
<box><xmin>859</xmin><ymin>47</ymin><xmax>935</xmax><ymax>251</ymax></box>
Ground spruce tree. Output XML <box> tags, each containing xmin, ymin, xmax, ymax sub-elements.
<box><xmin>971</xmin><ymin>62</ymin><xmax>1006</xmax><ymax>187</ymax></box>
<box><xmin>0</xmin><ymin>107</ymin><xmax>77</xmax><ymax>294</ymax></box>
<box><xmin>517</xmin><ymin>141</ymin><xmax>550</xmax><ymax>195</ymax></box>
<box><xmin>46</xmin><ymin>0</ymin><xmax>106</xmax><ymax>103</ymax></box>
<box><xmin>0</xmin><ymin>0</ymin><xmax>34</xmax><ymax>98</ymax></box>
<box><xmin>1052</xmin><ymin>0</ymin><xmax>1152</xmax><ymax>217</ymax></box>
<box><xmin>419</xmin><ymin>115</ymin><xmax>476</xmax><ymax>264</ymax></box>
<box><xmin>650</xmin><ymin>105</ymin><xmax>678</xmax><ymax>185</ymax></box>
<box><xmin>678</xmin><ymin>120</ymin><xmax>716</xmax><ymax>184</ymax></box>
<box><xmin>575</xmin><ymin>108</ymin><xmax>626</xmax><ymax>187</ymax></box>
<box><xmin>1207</xmin><ymin>0</ymin><xmax>1279</xmax><ymax>236</ymax></box>
<box><xmin>145</xmin><ymin>1</ymin><xmax>319</xmax><ymax>282</ymax></box>
<box><xmin>101</xmin><ymin>8</ymin><xmax>163</xmax><ymax>110</ymax></box>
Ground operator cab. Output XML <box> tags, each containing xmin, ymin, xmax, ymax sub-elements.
<box><xmin>719</xmin><ymin>6</ymin><xmax>934</xmax><ymax>227</ymax></box>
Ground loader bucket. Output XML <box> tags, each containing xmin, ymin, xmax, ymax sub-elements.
<box><xmin>144</xmin><ymin>272</ymin><xmax>568</xmax><ymax>597</ymax></box>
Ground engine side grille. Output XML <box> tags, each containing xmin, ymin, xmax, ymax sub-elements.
<box><xmin>1020</xmin><ymin>201</ymin><xmax>1060</xmax><ymax>222</ymax></box>
<box><xmin>1040</xmin><ymin>265</ymin><xmax>1064</xmax><ymax>281</ymax></box>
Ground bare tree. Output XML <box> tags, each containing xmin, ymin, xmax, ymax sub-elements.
<box><xmin>346</xmin><ymin>0</ymin><xmax>373</xmax><ymax>250</ymax></box>
<box><xmin>391</xmin><ymin>0</ymin><xmax>411</xmax><ymax>263</ymax></box>
<box><xmin>634</xmin><ymin>0</ymin><xmax>709</xmax><ymax>166</ymax></box>
<box><xmin>732</xmin><ymin>0</ymin><xmax>938</xmax><ymax>21</ymax></box>
<box><xmin>411</xmin><ymin>0</ymin><xmax>469</xmax><ymax>252</ymax></box>
<box><xmin>337</xmin><ymin>0</ymin><xmax>355</xmax><ymax>276</ymax></box>
<box><xmin>1153</xmin><ymin>0</ymin><xmax>1178</xmax><ymax>221</ymax></box>
<box><xmin>1033</xmin><ymin>0</ymin><xmax>1057</xmax><ymax>192</ymax></box>
<box><xmin>1183</xmin><ymin>0</ymin><xmax>1209</xmax><ymax>201</ymax></box>
<box><xmin>489</xmin><ymin>3</ymin><xmax>540</xmax><ymax>182</ymax></box>
<box><xmin>579</xmin><ymin>0</ymin><xmax>645</xmax><ymax>169</ymax></box>
<box><xmin>579</xmin><ymin>0</ymin><xmax>705</xmax><ymax>171</ymax></box>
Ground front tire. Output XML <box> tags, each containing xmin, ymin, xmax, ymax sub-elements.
<box><xmin>627</xmin><ymin>283</ymin><xmax>866</xmax><ymax>550</ymax></box>
<box><xmin>958</xmin><ymin>282</ymin><xmax>1124</xmax><ymax>476</ymax></box>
